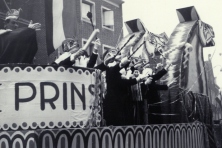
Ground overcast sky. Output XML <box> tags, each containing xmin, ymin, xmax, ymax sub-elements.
<box><xmin>122</xmin><ymin>0</ymin><xmax>222</xmax><ymax>88</ymax></box>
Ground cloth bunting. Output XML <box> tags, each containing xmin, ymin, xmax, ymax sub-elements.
<box><xmin>45</xmin><ymin>0</ymin><xmax>78</xmax><ymax>55</ymax></box>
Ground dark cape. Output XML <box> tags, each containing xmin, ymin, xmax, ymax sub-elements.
<box><xmin>95</xmin><ymin>63</ymin><xmax>138</xmax><ymax>126</ymax></box>
<box><xmin>0</xmin><ymin>27</ymin><xmax>38</xmax><ymax>64</ymax></box>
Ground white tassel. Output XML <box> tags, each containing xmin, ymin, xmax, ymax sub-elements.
<box><xmin>183</xmin><ymin>43</ymin><xmax>193</xmax><ymax>68</ymax></box>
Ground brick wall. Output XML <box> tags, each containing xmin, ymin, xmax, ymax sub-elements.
<box><xmin>1</xmin><ymin>0</ymin><xmax>123</xmax><ymax>65</ymax></box>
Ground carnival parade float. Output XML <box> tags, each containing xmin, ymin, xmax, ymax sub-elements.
<box><xmin>0</xmin><ymin>3</ymin><xmax>219</xmax><ymax>148</ymax></box>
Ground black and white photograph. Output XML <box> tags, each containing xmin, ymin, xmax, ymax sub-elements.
<box><xmin>0</xmin><ymin>0</ymin><xmax>221</xmax><ymax>147</ymax></box>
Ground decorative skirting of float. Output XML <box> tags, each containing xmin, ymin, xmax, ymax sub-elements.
<box><xmin>0</xmin><ymin>122</ymin><xmax>208</xmax><ymax>148</ymax></box>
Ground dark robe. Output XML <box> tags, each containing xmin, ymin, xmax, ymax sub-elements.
<box><xmin>95</xmin><ymin>63</ymin><xmax>138</xmax><ymax>126</ymax></box>
<box><xmin>86</xmin><ymin>53</ymin><xmax>98</xmax><ymax>68</ymax></box>
<box><xmin>0</xmin><ymin>27</ymin><xmax>38</xmax><ymax>64</ymax></box>
<box><xmin>141</xmin><ymin>69</ymin><xmax>168</xmax><ymax>124</ymax></box>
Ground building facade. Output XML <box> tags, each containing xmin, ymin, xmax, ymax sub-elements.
<box><xmin>0</xmin><ymin>0</ymin><xmax>124</xmax><ymax>64</ymax></box>
<box><xmin>205</xmin><ymin>54</ymin><xmax>222</xmax><ymax>121</ymax></box>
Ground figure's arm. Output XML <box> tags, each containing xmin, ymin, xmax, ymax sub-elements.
<box><xmin>94</xmin><ymin>62</ymin><xmax>108</xmax><ymax>71</ymax></box>
<box><xmin>87</xmin><ymin>38</ymin><xmax>101</xmax><ymax>68</ymax></box>
<box><xmin>52</xmin><ymin>52</ymin><xmax>74</xmax><ymax>66</ymax></box>
<box><xmin>28</xmin><ymin>20</ymin><xmax>41</xmax><ymax>31</ymax></box>
<box><xmin>58</xmin><ymin>57</ymin><xmax>74</xmax><ymax>66</ymax></box>
<box><xmin>152</xmin><ymin>61</ymin><xmax>172</xmax><ymax>81</ymax></box>
<box><xmin>87</xmin><ymin>52</ymin><xmax>98</xmax><ymax>68</ymax></box>
<box><xmin>152</xmin><ymin>69</ymin><xmax>167</xmax><ymax>81</ymax></box>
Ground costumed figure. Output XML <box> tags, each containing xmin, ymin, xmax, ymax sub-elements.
<box><xmin>52</xmin><ymin>37</ymin><xmax>80</xmax><ymax>66</ymax></box>
<box><xmin>128</xmin><ymin>66</ymin><xmax>145</xmax><ymax>125</ymax></box>
<box><xmin>74</xmin><ymin>38</ymin><xmax>100</xmax><ymax>68</ymax></box>
<box><xmin>94</xmin><ymin>50</ymin><xmax>147</xmax><ymax>126</ymax></box>
<box><xmin>52</xmin><ymin>29</ymin><xmax>100</xmax><ymax>68</ymax></box>
<box><xmin>0</xmin><ymin>8</ymin><xmax>41</xmax><ymax>64</ymax></box>
<box><xmin>128</xmin><ymin>61</ymin><xmax>153</xmax><ymax>125</ymax></box>
<box><xmin>141</xmin><ymin>62</ymin><xmax>172</xmax><ymax>124</ymax></box>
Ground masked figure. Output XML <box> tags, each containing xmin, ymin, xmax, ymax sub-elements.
<box><xmin>141</xmin><ymin>63</ymin><xmax>171</xmax><ymax>124</ymax></box>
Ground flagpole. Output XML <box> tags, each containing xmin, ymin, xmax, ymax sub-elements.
<box><xmin>87</xmin><ymin>11</ymin><xmax>97</xmax><ymax>39</ymax></box>
<box><xmin>3</xmin><ymin>0</ymin><xmax>12</xmax><ymax>13</ymax></box>
<box><xmin>128</xmin><ymin>41</ymin><xmax>145</xmax><ymax>59</ymax></box>
<box><xmin>113</xmin><ymin>34</ymin><xmax>135</xmax><ymax>58</ymax></box>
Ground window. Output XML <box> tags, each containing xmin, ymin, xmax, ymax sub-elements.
<box><xmin>101</xmin><ymin>6</ymin><xmax>114</xmax><ymax>31</ymax></box>
<box><xmin>81</xmin><ymin>0</ymin><xmax>96</xmax><ymax>25</ymax></box>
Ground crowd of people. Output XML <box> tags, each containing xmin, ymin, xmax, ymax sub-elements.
<box><xmin>53</xmin><ymin>36</ymin><xmax>172</xmax><ymax>126</ymax></box>
<box><xmin>0</xmin><ymin>9</ymin><xmax>172</xmax><ymax>126</ymax></box>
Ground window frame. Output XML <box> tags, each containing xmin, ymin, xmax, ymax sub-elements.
<box><xmin>101</xmin><ymin>6</ymin><xmax>114</xmax><ymax>31</ymax></box>
<box><xmin>103</xmin><ymin>0</ymin><xmax>120</xmax><ymax>8</ymax></box>
<box><xmin>81</xmin><ymin>0</ymin><xmax>96</xmax><ymax>26</ymax></box>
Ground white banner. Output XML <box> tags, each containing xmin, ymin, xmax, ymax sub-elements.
<box><xmin>0</xmin><ymin>66</ymin><xmax>99</xmax><ymax>130</ymax></box>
